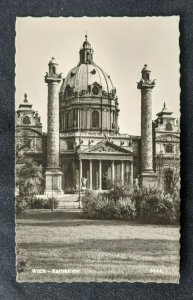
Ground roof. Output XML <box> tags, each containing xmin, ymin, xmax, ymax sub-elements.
<box><xmin>83</xmin><ymin>139</ymin><xmax>133</xmax><ymax>155</ymax></box>
<box><xmin>156</xmin><ymin>102</ymin><xmax>173</xmax><ymax>117</ymax></box>
<box><xmin>18</xmin><ymin>93</ymin><xmax>33</xmax><ymax>110</ymax></box>
<box><xmin>60</xmin><ymin>63</ymin><xmax>114</xmax><ymax>98</ymax></box>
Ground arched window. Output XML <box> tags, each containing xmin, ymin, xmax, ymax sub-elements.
<box><xmin>166</xmin><ymin>122</ymin><xmax>173</xmax><ymax>131</ymax></box>
<box><xmin>73</xmin><ymin>110</ymin><xmax>77</xmax><ymax>128</ymax></box>
<box><xmin>22</xmin><ymin>115</ymin><xmax>31</xmax><ymax>125</ymax></box>
<box><xmin>145</xmin><ymin>73</ymin><xmax>150</xmax><ymax>81</ymax></box>
<box><xmin>66</xmin><ymin>112</ymin><xmax>70</xmax><ymax>129</ymax></box>
<box><xmin>92</xmin><ymin>111</ymin><xmax>99</xmax><ymax>128</ymax></box>
<box><xmin>87</xmin><ymin>51</ymin><xmax>90</xmax><ymax>62</ymax></box>
<box><xmin>52</xmin><ymin>66</ymin><xmax>56</xmax><ymax>74</ymax></box>
<box><xmin>165</xmin><ymin>144</ymin><xmax>173</xmax><ymax>153</ymax></box>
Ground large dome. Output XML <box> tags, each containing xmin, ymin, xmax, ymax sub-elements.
<box><xmin>60</xmin><ymin>63</ymin><xmax>114</xmax><ymax>98</ymax></box>
<box><xmin>60</xmin><ymin>34</ymin><xmax>116</xmax><ymax>100</ymax></box>
<box><xmin>59</xmin><ymin>35</ymin><xmax>119</xmax><ymax>134</ymax></box>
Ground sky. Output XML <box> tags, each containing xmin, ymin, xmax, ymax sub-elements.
<box><xmin>15</xmin><ymin>17</ymin><xmax>180</xmax><ymax>135</ymax></box>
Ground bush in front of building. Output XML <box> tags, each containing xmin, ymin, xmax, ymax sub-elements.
<box><xmin>131</xmin><ymin>186</ymin><xmax>180</xmax><ymax>224</ymax></box>
<box><xmin>81</xmin><ymin>183</ymin><xmax>180</xmax><ymax>224</ymax></box>
<box><xmin>16</xmin><ymin>196</ymin><xmax>31</xmax><ymax>213</ymax></box>
<box><xmin>107</xmin><ymin>179</ymin><xmax>130</xmax><ymax>204</ymax></box>
<box><xmin>16</xmin><ymin>196</ymin><xmax>59</xmax><ymax>212</ymax></box>
<box><xmin>31</xmin><ymin>197</ymin><xmax>59</xmax><ymax>209</ymax></box>
<box><xmin>81</xmin><ymin>189</ymin><xmax>136</xmax><ymax>220</ymax></box>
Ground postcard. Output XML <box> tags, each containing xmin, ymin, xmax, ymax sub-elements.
<box><xmin>15</xmin><ymin>17</ymin><xmax>180</xmax><ymax>283</ymax></box>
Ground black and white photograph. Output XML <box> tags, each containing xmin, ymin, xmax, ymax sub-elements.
<box><xmin>15</xmin><ymin>17</ymin><xmax>180</xmax><ymax>283</ymax></box>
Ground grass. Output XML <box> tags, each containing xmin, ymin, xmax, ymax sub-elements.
<box><xmin>16</xmin><ymin>210</ymin><xmax>180</xmax><ymax>283</ymax></box>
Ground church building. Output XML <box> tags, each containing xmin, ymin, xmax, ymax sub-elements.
<box><xmin>16</xmin><ymin>35</ymin><xmax>180</xmax><ymax>194</ymax></box>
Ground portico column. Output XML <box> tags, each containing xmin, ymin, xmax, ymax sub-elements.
<box><xmin>79</xmin><ymin>159</ymin><xmax>82</xmax><ymax>182</ymax></box>
<box><xmin>111</xmin><ymin>160</ymin><xmax>115</xmax><ymax>182</ymax></box>
<box><xmin>121</xmin><ymin>161</ymin><xmax>124</xmax><ymax>184</ymax></box>
<box><xmin>99</xmin><ymin>160</ymin><xmax>102</xmax><ymax>190</ymax></box>
<box><xmin>130</xmin><ymin>161</ymin><xmax>133</xmax><ymax>187</ymax></box>
<box><xmin>89</xmin><ymin>160</ymin><xmax>92</xmax><ymax>189</ymax></box>
<box><xmin>125</xmin><ymin>161</ymin><xmax>129</xmax><ymax>183</ymax></box>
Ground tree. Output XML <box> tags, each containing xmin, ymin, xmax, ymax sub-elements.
<box><xmin>16</xmin><ymin>157</ymin><xmax>44</xmax><ymax>198</ymax></box>
<box><xmin>16</xmin><ymin>130</ymin><xmax>44</xmax><ymax>209</ymax></box>
<box><xmin>16</xmin><ymin>129</ymin><xmax>31</xmax><ymax>161</ymax></box>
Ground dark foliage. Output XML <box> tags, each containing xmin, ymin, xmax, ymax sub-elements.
<box><xmin>81</xmin><ymin>189</ymin><xmax>136</xmax><ymax>220</ymax></box>
<box><xmin>31</xmin><ymin>197</ymin><xmax>59</xmax><ymax>209</ymax></box>
<box><xmin>132</xmin><ymin>187</ymin><xmax>180</xmax><ymax>224</ymax></box>
<box><xmin>82</xmin><ymin>182</ymin><xmax>180</xmax><ymax>225</ymax></box>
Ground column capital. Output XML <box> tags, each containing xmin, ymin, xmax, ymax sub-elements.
<box><xmin>45</xmin><ymin>73</ymin><xmax>62</xmax><ymax>84</ymax></box>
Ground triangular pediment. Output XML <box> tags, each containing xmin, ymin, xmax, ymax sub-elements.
<box><xmin>83</xmin><ymin>140</ymin><xmax>133</xmax><ymax>155</ymax></box>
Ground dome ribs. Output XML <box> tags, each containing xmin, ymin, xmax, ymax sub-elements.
<box><xmin>60</xmin><ymin>64</ymin><xmax>116</xmax><ymax>103</ymax></box>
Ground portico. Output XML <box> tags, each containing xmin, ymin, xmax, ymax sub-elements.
<box><xmin>61</xmin><ymin>138</ymin><xmax>134</xmax><ymax>192</ymax></box>
<box><xmin>78</xmin><ymin>158</ymin><xmax>133</xmax><ymax>190</ymax></box>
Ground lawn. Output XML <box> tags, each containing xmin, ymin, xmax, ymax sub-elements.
<box><xmin>16</xmin><ymin>210</ymin><xmax>180</xmax><ymax>283</ymax></box>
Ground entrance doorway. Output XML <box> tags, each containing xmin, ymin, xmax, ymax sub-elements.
<box><xmin>102</xmin><ymin>161</ymin><xmax>111</xmax><ymax>190</ymax></box>
<box><xmin>164</xmin><ymin>169</ymin><xmax>173</xmax><ymax>194</ymax></box>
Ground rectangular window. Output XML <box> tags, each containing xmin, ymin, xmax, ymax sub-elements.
<box><xmin>67</xmin><ymin>141</ymin><xmax>74</xmax><ymax>150</ymax></box>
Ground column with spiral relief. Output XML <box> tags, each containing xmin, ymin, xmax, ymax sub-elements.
<box><xmin>44</xmin><ymin>57</ymin><xmax>64</xmax><ymax>195</ymax></box>
<box><xmin>137</xmin><ymin>64</ymin><xmax>157</xmax><ymax>187</ymax></box>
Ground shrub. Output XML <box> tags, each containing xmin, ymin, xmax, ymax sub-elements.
<box><xmin>16</xmin><ymin>195</ymin><xmax>59</xmax><ymax>211</ymax></box>
<box><xmin>81</xmin><ymin>190</ymin><xmax>102</xmax><ymax>218</ymax></box>
<box><xmin>101</xmin><ymin>198</ymin><xmax>136</xmax><ymax>220</ymax></box>
<box><xmin>16</xmin><ymin>196</ymin><xmax>31</xmax><ymax>213</ymax></box>
<box><xmin>82</xmin><ymin>186</ymin><xmax>180</xmax><ymax>224</ymax></box>
<box><xmin>107</xmin><ymin>179</ymin><xmax>130</xmax><ymax>203</ymax></box>
<box><xmin>131</xmin><ymin>187</ymin><xmax>180</xmax><ymax>224</ymax></box>
<box><xmin>31</xmin><ymin>197</ymin><xmax>59</xmax><ymax>209</ymax></box>
<box><xmin>17</xmin><ymin>249</ymin><xmax>28</xmax><ymax>273</ymax></box>
<box><xmin>81</xmin><ymin>190</ymin><xmax>135</xmax><ymax>220</ymax></box>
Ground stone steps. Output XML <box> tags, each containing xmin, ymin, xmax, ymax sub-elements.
<box><xmin>59</xmin><ymin>194</ymin><xmax>79</xmax><ymax>202</ymax></box>
<box><xmin>56</xmin><ymin>194</ymin><xmax>80</xmax><ymax>209</ymax></box>
<box><xmin>57</xmin><ymin>202</ymin><xmax>80</xmax><ymax>209</ymax></box>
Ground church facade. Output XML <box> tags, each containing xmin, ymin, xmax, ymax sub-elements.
<box><xmin>16</xmin><ymin>35</ymin><xmax>180</xmax><ymax>194</ymax></box>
